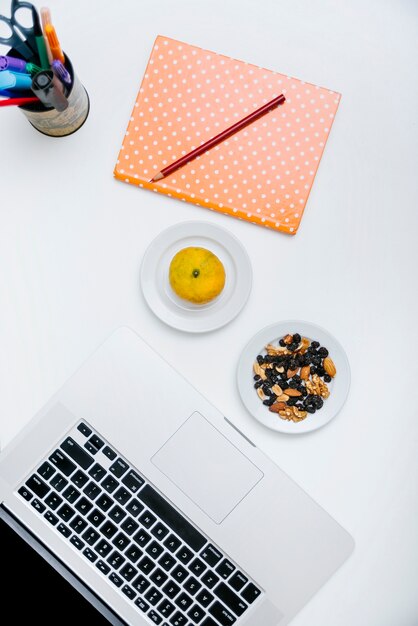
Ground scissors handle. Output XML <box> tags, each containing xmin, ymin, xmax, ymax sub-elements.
<box><xmin>0</xmin><ymin>16</ymin><xmax>34</xmax><ymax>60</ymax></box>
<box><xmin>11</xmin><ymin>0</ymin><xmax>38</xmax><ymax>53</ymax></box>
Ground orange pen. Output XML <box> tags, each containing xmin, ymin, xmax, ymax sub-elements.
<box><xmin>45</xmin><ymin>24</ymin><xmax>65</xmax><ymax>64</ymax></box>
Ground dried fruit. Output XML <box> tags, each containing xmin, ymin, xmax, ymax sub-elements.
<box><xmin>284</xmin><ymin>388</ymin><xmax>302</xmax><ymax>397</ymax></box>
<box><xmin>300</xmin><ymin>365</ymin><xmax>310</xmax><ymax>380</ymax></box>
<box><xmin>323</xmin><ymin>357</ymin><xmax>336</xmax><ymax>378</ymax></box>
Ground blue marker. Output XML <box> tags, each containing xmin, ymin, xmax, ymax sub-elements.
<box><xmin>0</xmin><ymin>71</ymin><xmax>32</xmax><ymax>91</ymax></box>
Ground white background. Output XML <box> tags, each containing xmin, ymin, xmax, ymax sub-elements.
<box><xmin>1</xmin><ymin>0</ymin><xmax>417</xmax><ymax>624</ymax></box>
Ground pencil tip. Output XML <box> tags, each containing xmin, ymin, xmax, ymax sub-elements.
<box><xmin>151</xmin><ymin>172</ymin><xmax>164</xmax><ymax>182</ymax></box>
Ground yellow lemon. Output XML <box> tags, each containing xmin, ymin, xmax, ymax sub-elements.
<box><xmin>169</xmin><ymin>247</ymin><xmax>226</xmax><ymax>304</ymax></box>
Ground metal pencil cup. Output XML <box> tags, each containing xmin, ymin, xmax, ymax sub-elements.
<box><xmin>14</xmin><ymin>51</ymin><xmax>90</xmax><ymax>137</ymax></box>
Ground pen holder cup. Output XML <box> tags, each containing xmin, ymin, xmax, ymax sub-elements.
<box><xmin>14</xmin><ymin>51</ymin><xmax>90</xmax><ymax>137</ymax></box>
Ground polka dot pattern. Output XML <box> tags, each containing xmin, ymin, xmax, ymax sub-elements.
<box><xmin>114</xmin><ymin>36</ymin><xmax>341</xmax><ymax>235</ymax></box>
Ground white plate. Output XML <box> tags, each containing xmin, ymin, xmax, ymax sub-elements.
<box><xmin>237</xmin><ymin>321</ymin><xmax>350</xmax><ymax>434</ymax></box>
<box><xmin>140</xmin><ymin>221</ymin><xmax>252</xmax><ymax>333</ymax></box>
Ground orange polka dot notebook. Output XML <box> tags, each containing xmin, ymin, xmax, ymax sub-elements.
<box><xmin>114</xmin><ymin>35</ymin><xmax>341</xmax><ymax>235</ymax></box>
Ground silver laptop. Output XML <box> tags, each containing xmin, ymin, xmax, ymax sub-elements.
<box><xmin>0</xmin><ymin>328</ymin><xmax>353</xmax><ymax>625</ymax></box>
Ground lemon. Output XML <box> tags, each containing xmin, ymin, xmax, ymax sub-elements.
<box><xmin>169</xmin><ymin>247</ymin><xmax>226</xmax><ymax>304</ymax></box>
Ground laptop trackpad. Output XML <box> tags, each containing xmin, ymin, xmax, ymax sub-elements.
<box><xmin>151</xmin><ymin>412</ymin><xmax>263</xmax><ymax>524</ymax></box>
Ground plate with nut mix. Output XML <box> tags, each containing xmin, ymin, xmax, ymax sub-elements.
<box><xmin>237</xmin><ymin>321</ymin><xmax>350</xmax><ymax>433</ymax></box>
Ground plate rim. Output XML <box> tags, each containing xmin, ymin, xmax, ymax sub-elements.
<box><xmin>237</xmin><ymin>319</ymin><xmax>351</xmax><ymax>434</ymax></box>
<box><xmin>140</xmin><ymin>220</ymin><xmax>253</xmax><ymax>333</ymax></box>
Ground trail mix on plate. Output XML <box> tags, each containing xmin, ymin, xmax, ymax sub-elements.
<box><xmin>253</xmin><ymin>333</ymin><xmax>337</xmax><ymax>423</ymax></box>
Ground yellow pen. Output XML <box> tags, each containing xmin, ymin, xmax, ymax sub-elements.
<box><xmin>45</xmin><ymin>24</ymin><xmax>65</xmax><ymax>65</ymax></box>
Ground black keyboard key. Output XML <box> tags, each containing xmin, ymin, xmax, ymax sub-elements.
<box><xmin>38</xmin><ymin>461</ymin><xmax>55</xmax><ymax>480</ymax></box>
<box><xmin>77</xmin><ymin>422</ymin><xmax>92</xmax><ymax>437</ymax></box>
<box><xmin>85</xmin><ymin>442</ymin><xmax>98</xmax><ymax>455</ymax></box>
<box><xmin>126</xmin><ymin>497</ymin><xmax>144</xmax><ymax>517</ymax></box>
<box><xmin>100</xmin><ymin>520</ymin><xmax>117</xmax><ymax>539</ymax></box>
<box><xmin>200</xmin><ymin>544</ymin><xmax>222</xmax><ymax>567</ymax></box>
<box><xmin>177</xmin><ymin>546</ymin><xmax>194</xmax><ymax>564</ymax></box>
<box><xmin>71</xmin><ymin>470</ymin><xmax>89</xmax><ymax>488</ymax></box>
<box><xmin>134</xmin><ymin>597</ymin><xmax>149</xmax><ymax>612</ymax></box>
<box><xmin>57</xmin><ymin>503</ymin><xmax>75</xmax><ymax>522</ymax></box>
<box><xmin>209</xmin><ymin>601</ymin><xmax>237</xmax><ymax>625</ymax></box>
<box><xmin>241</xmin><ymin>582</ymin><xmax>261</xmax><ymax>604</ymax></box>
<box><xmin>18</xmin><ymin>486</ymin><xmax>32</xmax><ymax>501</ymax></box>
<box><xmin>148</xmin><ymin>609</ymin><xmax>163</xmax><ymax>624</ymax></box>
<box><xmin>163</xmin><ymin>580</ymin><xmax>180</xmax><ymax>599</ymax></box>
<box><xmin>121</xmin><ymin>516</ymin><xmax>139</xmax><ymax>535</ymax></box>
<box><xmin>83</xmin><ymin>481</ymin><xmax>101</xmax><ymax>500</ymax></box>
<box><xmin>114</xmin><ymin>486</ymin><xmax>131</xmax><ymax>505</ymax></box>
<box><xmin>61</xmin><ymin>438</ymin><xmax>94</xmax><ymax>470</ymax></box>
<box><xmin>109</xmin><ymin>458</ymin><xmax>129</xmax><ymax>478</ymax></box>
<box><xmin>31</xmin><ymin>498</ymin><xmax>46</xmax><ymax>513</ymax></box>
<box><xmin>87</xmin><ymin>508</ymin><xmax>105</xmax><ymax>528</ymax></box>
<box><xmin>158</xmin><ymin>599</ymin><xmax>175</xmax><ymax>618</ymax></box>
<box><xmin>134</xmin><ymin>528</ymin><xmax>151</xmax><ymax>547</ymax></box>
<box><xmin>101</xmin><ymin>475</ymin><xmax>119</xmax><ymax>493</ymax></box>
<box><xmin>138</xmin><ymin>555</ymin><xmax>155</xmax><ymax>574</ymax></box>
<box><xmin>175</xmin><ymin>592</ymin><xmax>193</xmax><ymax>611</ymax></box>
<box><xmin>82</xmin><ymin>527</ymin><xmax>100</xmax><ymax>546</ymax></box>
<box><xmin>49</xmin><ymin>450</ymin><xmax>76</xmax><ymax>476</ymax></box>
<box><xmin>122</xmin><ymin>584</ymin><xmax>136</xmax><ymax>600</ymax></box>
<box><xmin>109</xmin><ymin>572</ymin><xmax>123</xmax><ymax>587</ymax></box>
<box><xmin>44</xmin><ymin>510</ymin><xmax>58</xmax><ymax>526</ymax></box>
<box><xmin>201</xmin><ymin>570</ymin><xmax>220</xmax><ymax>589</ymax></box>
<box><xmin>109</xmin><ymin>504</ymin><xmax>126</xmax><ymax>523</ymax></box>
<box><xmin>70</xmin><ymin>515</ymin><xmax>88</xmax><ymax>534</ymax></box>
<box><xmin>201</xmin><ymin>619</ymin><xmax>218</xmax><ymax>626</ymax></box>
<box><xmin>188</xmin><ymin>604</ymin><xmax>206</xmax><ymax>624</ymax></box>
<box><xmin>139</xmin><ymin>509</ymin><xmax>157</xmax><ymax>529</ymax></box>
<box><xmin>189</xmin><ymin>558</ymin><xmax>207</xmax><ymax>577</ymax></box>
<box><xmin>159</xmin><ymin>552</ymin><xmax>176</xmax><ymax>572</ymax></box>
<box><xmin>150</xmin><ymin>568</ymin><xmax>168</xmax><ymax>587</ymax></box>
<box><xmin>103</xmin><ymin>445</ymin><xmax>117</xmax><ymax>460</ymax></box>
<box><xmin>96</xmin><ymin>493</ymin><xmax>114</xmax><ymax>512</ymax></box>
<box><xmin>216</xmin><ymin>559</ymin><xmax>235</xmax><ymax>580</ymax></box>
<box><xmin>50</xmin><ymin>473</ymin><xmax>68</xmax><ymax>492</ymax></box>
<box><xmin>120</xmin><ymin>563</ymin><xmax>138</xmax><ymax>582</ymax></box>
<box><xmin>229</xmin><ymin>571</ymin><xmax>248</xmax><ymax>592</ymax></box>
<box><xmin>196</xmin><ymin>589</ymin><xmax>214</xmax><ymax>608</ymax></box>
<box><xmin>57</xmin><ymin>523</ymin><xmax>71</xmax><ymax>538</ymax></box>
<box><xmin>172</xmin><ymin>564</ymin><xmax>188</xmax><ymax>583</ymax></box>
<box><xmin>45</xmin><ymin>491</ymin><xmax>63</xmax><ymax>512</ymax></box>
<box><xmin>138</xmin><ymin>485</ymin><xmax>206</xmax><ymax>552</ymax></box>
<box><xmin>96</xmin><ymin>560</ymin><xmax>111</xmax><ymax>575</ymax></box>
<box><xmin>96</xmin><ymin>539</ymin><xmax>112</xmax><ymax>557</ymax></box>
<box><xmin>146</xmin><ymin>540</ymin><xmax>164</xmax><ymax>559</ymax></box>
<box><xmin>88</xmin><ymin>434</ymin><xmax>104</xmax><ymax>450</ymax></box>
<box><xmin>70</xmin><ymin>535</ymin><xmax>85</xmax><ymax>550</ymax></box>
<box><xmin>214</xmin><ymin>582</ymin><xmax>247</xmax><ymax>616</ymax></box>
<box><xmin>26</xmin><ymin>474</ymin><xmax>50</xmax><ymax>499</ymax></box>
<box><xmin>62</xmin><ymin>485</ymin><xmax>80</xmax><ymax>504</ymax></box>
<box><xmin>170</xmin><ymin>612</ymin><xmax>188</xmax><ymax>626</ymax></box>
<box><xmin>122</xmin><ymin>469</ymin><xmax>144</xmax><ymax>493</ymax></box>
<box><xmin>146</xmin><ymin>587</ymin><xmax>164</xmax><ymax>606</ymax></box>
<box><xmin>107</xmin><ymin>550</ymin><xmax>125</xmax><ymax>569</ymax></box>
<box><xmin>164</xmin><ymin>534</ymin><xmax>181</xmax><ymax>553</ymax></box>
<box><xmin>152</xmin><ymin>522</ymin><xmax>169</xmax><ymax>541</ymax></box>
<box><xmin>75</xmin><ymin>496</ymin><xmax>93</xmax><ymax>515</ymax></box>
<box><xmin>125</xmin><ymin>543</ymin><xmax>143</xmax><ymax>563</ymax></box>
<box><xmin>132</xmin><ymin>574</ymin><xmax>150</xmax><ymax>594</ymax></box>
<box><xmin>83</xmin><ymin>547</ymin><xmax>97</xmax><ymax>562</ymax></box>
<box><xmin>88</xmin><ymin>463</ymin><xmax>106</xmax><ymax>481</ymax></box>
<box><xmin>112</xmin><ymin>531</ymin><xmax>130</xmax><ymax>550</ymax></box>
<box><xmin>184</xmin><ymin>576</ymin><xmax>202</xmax><ymax>596</ymax></box>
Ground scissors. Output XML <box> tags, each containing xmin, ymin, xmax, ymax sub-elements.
<box><xmin>0</xmin><ymin>0</ymin><xmax>38</xmax><ymax>61</ymax></box>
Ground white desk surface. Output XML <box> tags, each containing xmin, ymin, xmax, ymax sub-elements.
<box><xmin>1</xmin><ymin>0</ymin><xmax>417</xmax><ymax>624</ymax></box>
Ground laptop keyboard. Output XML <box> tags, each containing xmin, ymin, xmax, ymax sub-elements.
<box><xmin>17</xmin><ymin>421</ymin><xmax>262</xmax><ymax>625</ymax></box>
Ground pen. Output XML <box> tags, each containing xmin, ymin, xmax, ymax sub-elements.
<box><xmin>40</xmin><ymin>7</ymin><xmax>53</xmax><ymax>64</ymax></box>
<box><xmin>0</xmin><ymin>71</ymin><xmax>33</xmax><ymax>91</ymax></box>
<box><xmin>26</xmin><ymin>63</ymin><xmax>43</xmax><ymax>77</ymax></box>
<box><xmin>0</xmin><ymin>96</ymin><xmax>39</xmax><ymax>107</ymax></box>
<box><xmin>31</xmin><ymin>70</ymin><xmax>68</xmax><ymax>111</ymax></box>
<box><xmin>32</xmin><ymin>7</ymin><xmax>50</xmax><ymax>70</ymax></box>
<box><xmin>44</xmin><ymin>24</ymin><xmax>65</xmax><ymax>64</ymax></box>
<box><xmin>52</xmin><ymin>60</ymin><xmax>71</xmax><ymax>87</ymax></box>
<box><xmin>0</xmin><ymin>56</ymin><xmax>42</xmax><ymax>76</ymax></box>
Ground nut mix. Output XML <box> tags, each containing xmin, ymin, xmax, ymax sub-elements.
<box><xmin>253</xmin><ymin>333</ymin><xmax>336</xmax><ymax>423</ymax></box>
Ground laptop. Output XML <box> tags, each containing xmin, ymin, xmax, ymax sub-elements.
<box><xmin>0</xmin><ymin>327</ymin><xmax>353</xmax><ymax>625</ymax></box>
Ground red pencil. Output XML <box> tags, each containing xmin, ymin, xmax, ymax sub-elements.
<box><xmin>0</xmin><ymin>97</ymin><xmax>39</xmax><ymax>107</ymax></box>
<box><xmin>151</xmin><ymin>93</ymin><xmax>285</xmax><ymax>182</ymax></box>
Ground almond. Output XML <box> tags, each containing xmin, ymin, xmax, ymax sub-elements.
<box><xmin>284</xmin><ymin>388</ymin><xmax>302</xmax><ymax>397</ymax></box>
<box><xmin>269</xmin><ymin>401</ymin><xmax>287</xmax><ymax>413</ymax></box>
<box><xmin>324</xmin><ymin>357</ymin><xmax>336</xmax><ymax>377</ymax></box>
<box><xmin>287</xmin><ymin>368</ymin><xmax>299</xmax><ymax>378</ymax></box>
<box><xmin>300</xmin><ymin>365</ymin><xmax>310</xmax><ymax>380</ymax></box>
